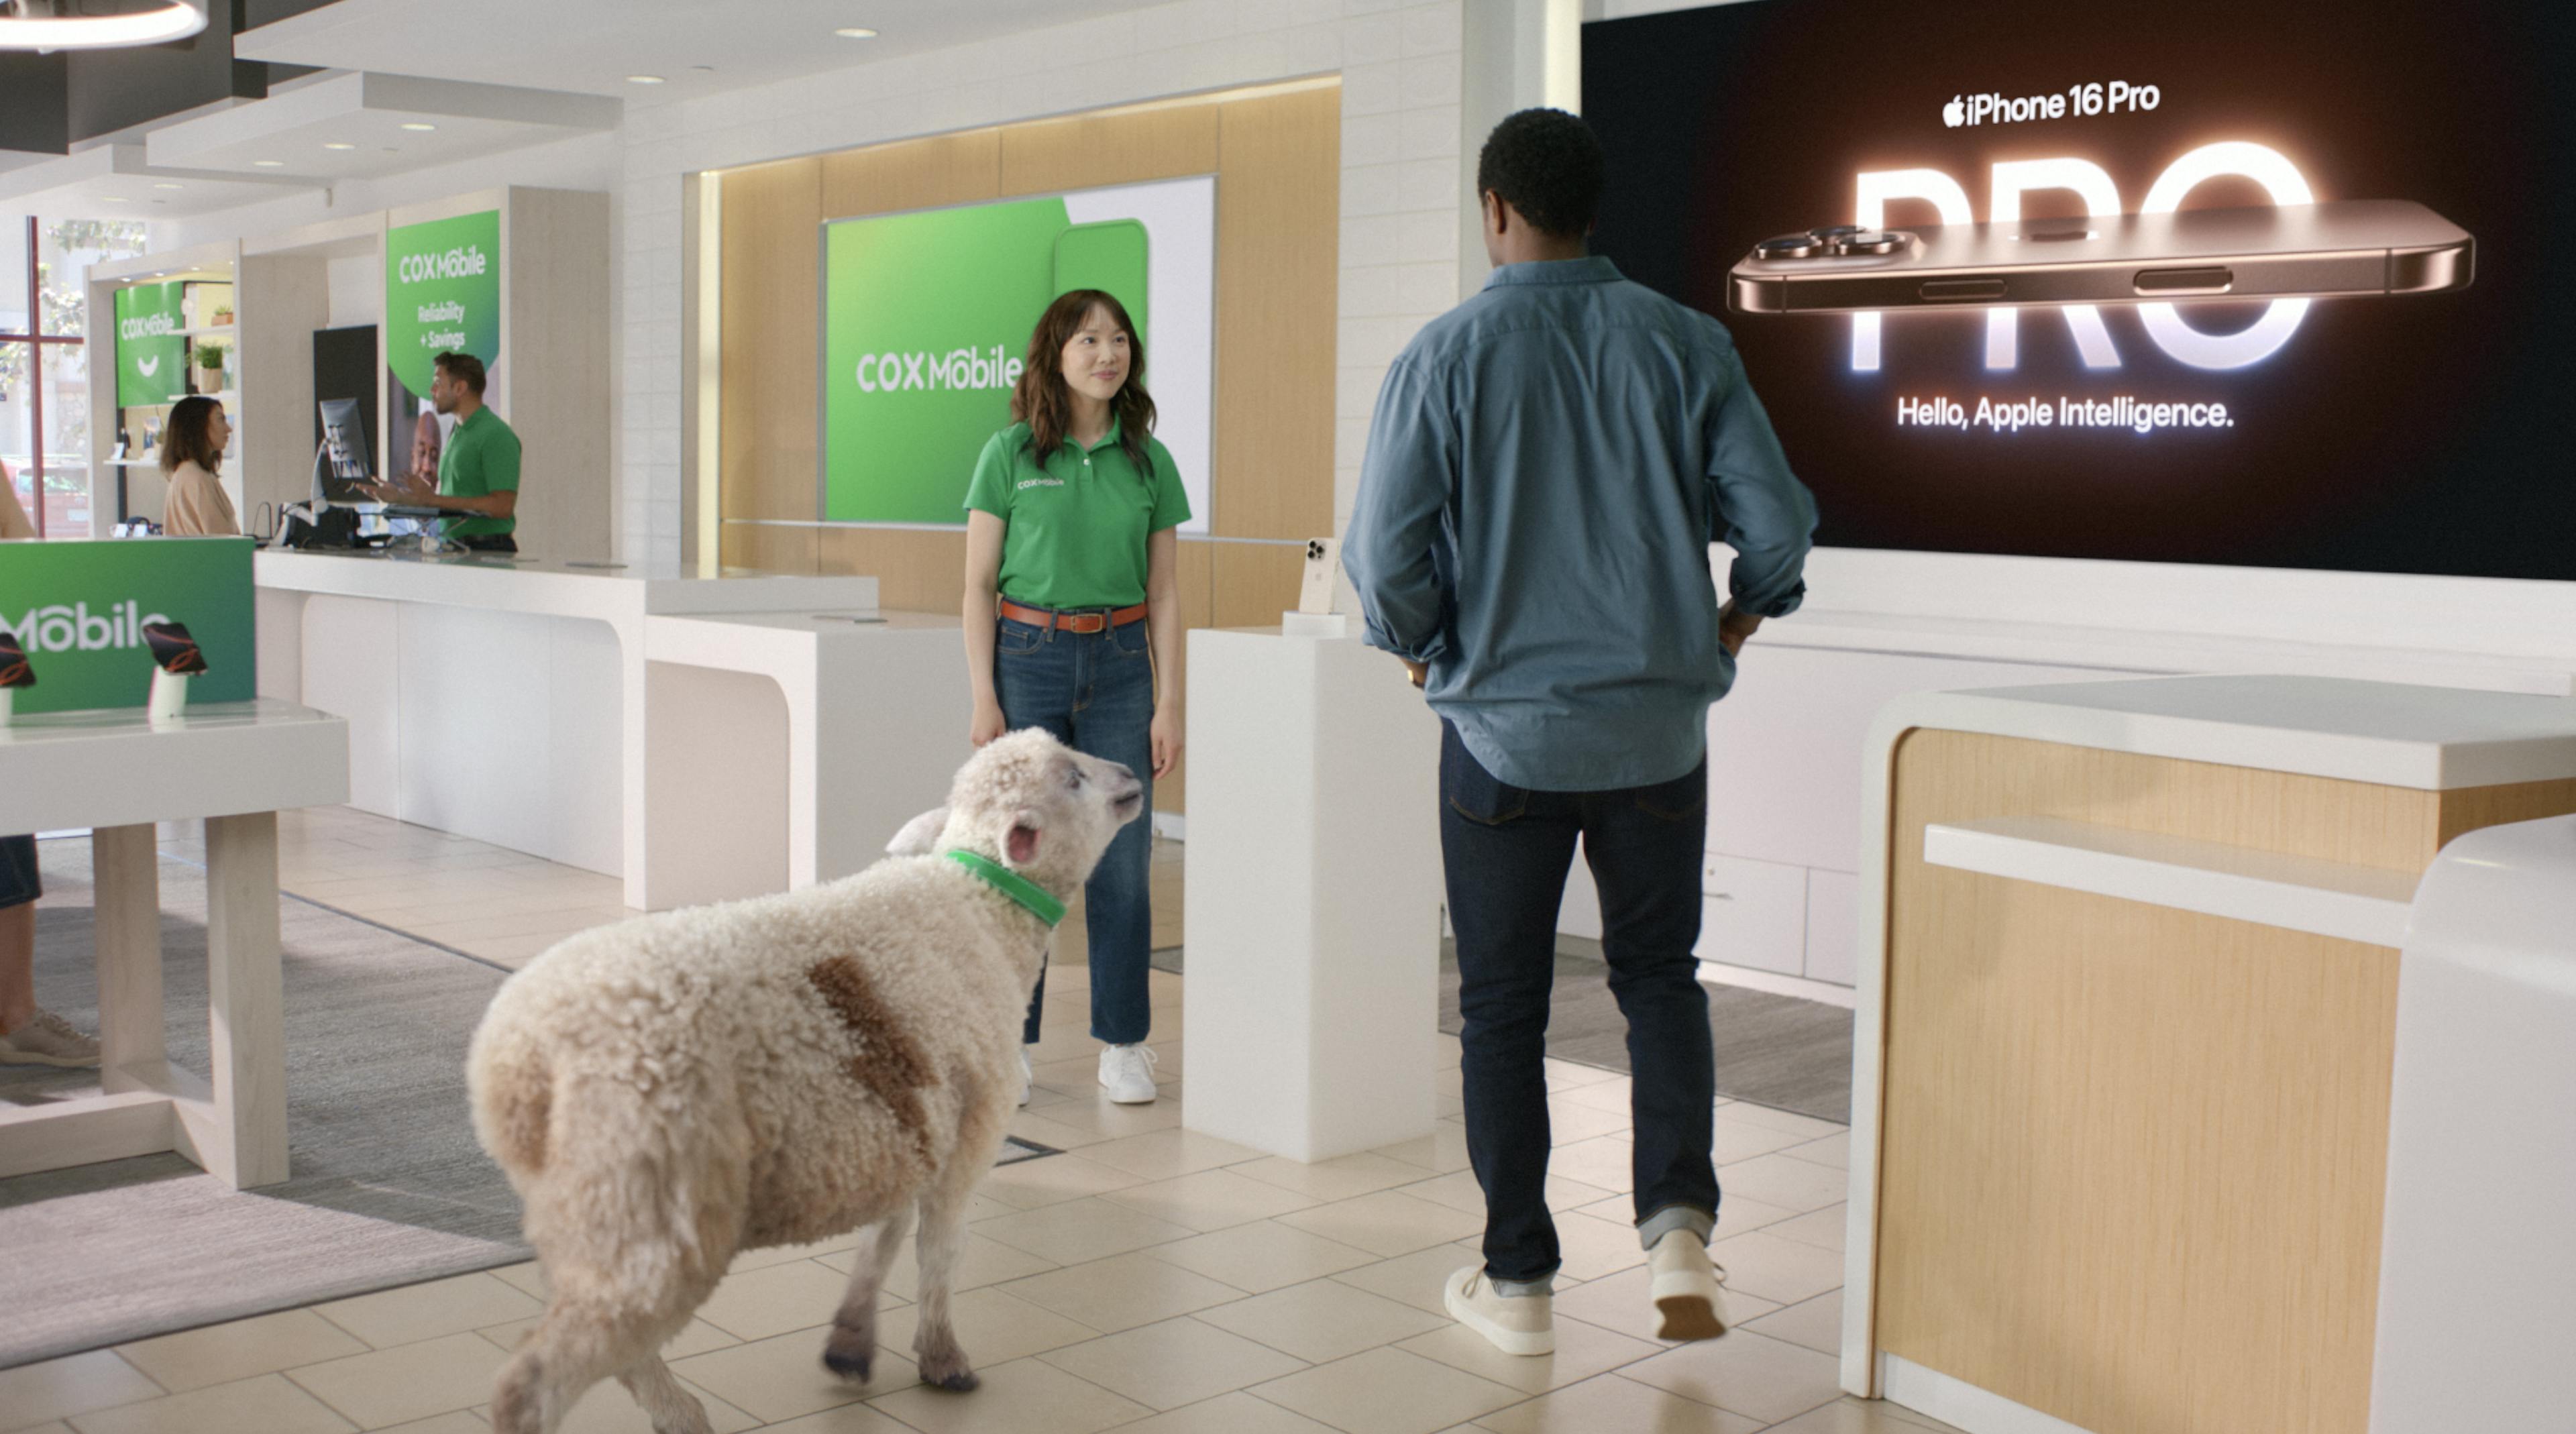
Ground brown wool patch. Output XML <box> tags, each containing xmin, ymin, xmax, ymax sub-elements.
<box><xmin>805</xmin><ymin>957</ymin><xmax>936</xmax><ymax>1157</ymax></box>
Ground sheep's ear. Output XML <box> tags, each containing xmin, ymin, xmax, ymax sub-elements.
<box><xmin>886</xmin><ymin>806</ymin><xmax>950</xmax><ymax>857</ymax></box>
<box><xmin>1005</xmin><ymin>812</ymin><xmax>1043</xmax><ymax>867</ymax></box>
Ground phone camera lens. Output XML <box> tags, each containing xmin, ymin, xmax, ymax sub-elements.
<box><xmin>1757</xmin><ymin>233</ymin><xmax>1825</xmax><ymax>259</ymax></box>
<box><xmin>1832</xmin><ymin>231</ymin><xmax>1907</xmax><ymax>255</ymax></box>
<box><xmin>1807</xmin><ymin>225</ymin><xmax>1863</xmax><ymax>241</ymax></box>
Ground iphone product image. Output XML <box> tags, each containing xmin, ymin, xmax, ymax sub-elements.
<box><xmin>1727</xmin><ymin>199</ymin><xmax>2472</xmax><ymax>314</ymax></box>
<box><xmin>1298</xmin><ymin>537</ymin><xmax>1341</xmax><ymax>616</ymax></box>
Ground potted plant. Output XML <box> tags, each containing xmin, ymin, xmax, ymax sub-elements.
<box><xmin>210</xmin><ymin>305</ymin><xmax>233</xmax><ymax>327</ymax></box>
<box><xmin>195</xmin><ymin>341</ymin><xmax>226</xmax><ymax>394</ymax></box>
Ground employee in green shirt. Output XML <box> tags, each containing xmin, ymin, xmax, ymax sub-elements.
<box><xmin>363</xmin><ymin>350</ymin><xmax>522</xmax><ymax>553</ymax></box>
<box><xmin>963</xmin><ymin>288</ymin><xmax>1188</xmax><ymax>1109</ymax></box>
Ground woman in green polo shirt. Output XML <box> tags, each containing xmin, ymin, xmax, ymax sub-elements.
<box><xmin>963</xmin><ymin>288</ymin><xmax>1188</xmax><ymax>1107</ymax></box>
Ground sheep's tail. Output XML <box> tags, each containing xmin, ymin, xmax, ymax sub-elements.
<box><xmin>468</xmin><ymin>1028</ymin><xmax>557</xmax><ymax>1178</ymax></box>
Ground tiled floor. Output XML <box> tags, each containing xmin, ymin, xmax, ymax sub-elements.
<box><xmin>8</xmin><ymin>808</ymin><xmax>1957</xmax><ymax>1434</ymax></box>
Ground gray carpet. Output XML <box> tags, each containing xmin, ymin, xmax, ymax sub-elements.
<box><xmin>1439</xmin><ymin>945</ymin><xmax>1854</xmax><ymax>1124</ymax></box>
<box><xmin>0</xmin><ymin>839</ymin><xmax>1049</xmax><ymax>1370</ymax></box>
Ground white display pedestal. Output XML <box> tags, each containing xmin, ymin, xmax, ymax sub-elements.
<box><xmin>0</xmin><ymin>699</ymin><xmax>348</xmax><ymax>1189</ymax></box>
<box><xmin>2370</xmin><ymin>814</ymin><xmax>2576</xmax><ymax>1433</ymax></box>
<box><xmin>1182</xmin><ymin>626</ymin><xmax>1442</xmax><ymax>1163</ymax></box>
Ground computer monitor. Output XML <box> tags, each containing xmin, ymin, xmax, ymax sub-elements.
<box><xmin>313</xmin><ymin>397</ymin><xmax>374</xmax><ymax>504</ymax></box>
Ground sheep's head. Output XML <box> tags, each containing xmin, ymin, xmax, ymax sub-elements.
<box><xmin>892</xmin><ymin>729</ymin><xmax>1144</xmax><ymax>899</ymax></box>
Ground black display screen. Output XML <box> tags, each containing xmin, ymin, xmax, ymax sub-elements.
<box><xmin>1583</xmin><ymin>0</ymin><xmax>2576</xmax><ymax>580</ymax></box>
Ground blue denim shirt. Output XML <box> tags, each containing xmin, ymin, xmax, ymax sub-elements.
<box><xmin>1345</xmin><ymin>256</ymin><xmax>1817</xmax><ymax>791</ymax></box>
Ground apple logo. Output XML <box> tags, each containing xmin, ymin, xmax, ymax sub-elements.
<box><xmin>1943</xmin><ymin>95</ymin><xmax>1966</xmax><ymax>128</ymax></box>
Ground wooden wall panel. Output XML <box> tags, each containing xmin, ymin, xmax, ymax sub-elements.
<box><xmin>1210</xmin><ymin>542</ymin><xmax>1309</xmax><ymax>630</ymax></box>
<box><xmin>1213</xmin><ymin>87</ymin><xmax>1339</xmax><ymax>541</ymax></box>
<box><xmin>721</xmin><ymin>522</ymin><xmax>818</xmax><ymax>576</ymax></box>
<box><xmin>2434</xmin><ymin>776</ymin><xmax>2576</xmax><ymax>849</ymax></box>
<box><xmin>818</xmin><ymin>526</ymin><xmax>969</xmax><ymax>614</ymax></box>
<box><xmin>822</xmin><ymin>128</ymin><xmax>1001</xmax><ymax>220</ymax></box>
<box><xmin>998</xmin><ymin>106</ymin><xmax>1220</xmax><ymax>195</ymax></box>
<box><xmin>718</xmin><ymin>157</ymin><xmax>822</xmax><ymax>522</ymax></box>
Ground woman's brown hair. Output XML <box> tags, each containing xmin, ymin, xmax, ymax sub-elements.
<box><xmin>160</xmin><ymin>396</ymin><xmax>225</xmax><ymax>477</ymax></box>
<box><xmin>1010</xmin><ymin>289</ymin><xmax>1156</xmax><ymax>474</ymax></box>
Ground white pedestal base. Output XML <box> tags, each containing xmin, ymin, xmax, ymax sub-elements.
<box><xmin>1182</xmin><ymin>627</ymin><xmax>1442</xmax><ymax>1163</ymax></box>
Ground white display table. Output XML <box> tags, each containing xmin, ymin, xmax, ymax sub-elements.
<box><xmin>0</xmin><ymin>699</ymin><xmax>350</xmax><ymax>1189</ymax></box>
<box><xmin>2370</xmin><ymin>814</ymin><xmax>2576</xmax><ymax>1434</ymax></box>
<box><xmin>1181</xmin><ymin>625</ymin><xmax>1442</xmax><ymax>1163</ymax></box>
<box><xmin>254</xmin><ymin>551</ymin><xmax>899</xmax><ymax>909</ymax></box>
<box><xmin>1847</xmin><ymin>675</ymin><xmax>2576</xmax><ymax>1434</ymax></box>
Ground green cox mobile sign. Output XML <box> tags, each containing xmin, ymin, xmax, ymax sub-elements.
<box><xmin>386</xmin><ymin>209</ymin><xmax>500</xmax><ymax>397</ymax></box>
<box><xmin>0</xmin><ymin>538</ymin><xmax>254</xmax><ymax>714</ymax></box>
<box><xmin>114</xmin><ymin>281</ymin><xmax>189</xmax><ymax>408</ymax></box>
<box><xmin>821</xmin><ymin>195</ymin><xmax>1148</xmax><ymax>524</ymax></box>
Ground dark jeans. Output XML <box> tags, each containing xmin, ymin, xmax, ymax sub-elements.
<box><xmin>1440</xmin><ymin>720</ymin><xmax>1718</xmax><ymax>1283</ymax></box>
<box><xmin>994</xmin><ymin>612</ymin><xmax>1155</xmax><ymax>1046</ymax></box>
<box><xmin>457</xmin><ymin>533</ymin><xmax>517</xmax><ymax>553</ymax></box>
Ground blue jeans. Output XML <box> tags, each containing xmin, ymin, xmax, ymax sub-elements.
<box><xmin>994</xmin><ymin>612</ymin><xmax>1156</xmax><ymax>1046</ymax></box>
<box><xmin>1440</xmin><ymin>720</ymin><xmax>1718</xmax><ymax>1284</ymax></box>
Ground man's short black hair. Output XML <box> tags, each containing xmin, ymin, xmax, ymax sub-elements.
<box><xmin>433</xmin><ymin>350</ymin><xmax>488</xmax><ymax>396</ymax></box>
<box><xmin>1476</xmin><ymin>108</ymin><xmax>1605</xmax><ymax>238</ymax></box>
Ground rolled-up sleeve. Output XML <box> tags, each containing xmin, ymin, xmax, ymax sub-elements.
<box><xmin>1706</xmin><ymin>347</ymin><xmax>1818</xmax><ymax>618</ymax></box>
<box><xmin>1346</xmin><ymin>357</ymin><xmax>1456</xmax><ymax>664</ymax></box>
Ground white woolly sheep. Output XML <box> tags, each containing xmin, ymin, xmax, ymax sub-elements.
<box><xmin>466</xmin><ymin>728</ymin><xmax>1144</xmax><ymax>1434</ymax></box>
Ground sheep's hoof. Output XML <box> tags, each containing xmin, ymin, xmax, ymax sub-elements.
<box><xmin>821</xmin><ymin>1347</ymin><xmax>873</xmax><ymax>1384</ymax></box>
<box><xmin>928</xmin><ymin>1368</ymin><xmax>981</xmax><ymax>1394</ymax></box>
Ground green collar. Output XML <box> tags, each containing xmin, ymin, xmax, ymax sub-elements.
<box><xmin>947</xmin><ymin>850</ymin><xmax>1067</xmax><ymax>927</ymax></box>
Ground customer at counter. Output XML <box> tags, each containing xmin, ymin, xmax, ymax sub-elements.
<box><xmin>359</xmin><ymin>351</ymin><xmax>521</xmax><ymax>553</ymax></box>
<box><xmin>159</xmin><ymin>396</ymin><xmax>239</xmax><ymax>537</ymax></box>
<box><xmin>962</xmin><ymin>288</ymin><xmax>1188</xmax><ymax>1109</ymax></box>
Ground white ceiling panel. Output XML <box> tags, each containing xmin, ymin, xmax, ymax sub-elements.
<box><xmin>0</xmin><ymin>144</ymin><xmax>317</xmax><ymax>221</ymax></box>
<box><xmin>146</xmin><ymin>71</ymin><xmax>619</xmax><ymax>181</ymax></box>
<box><xmin>235</xmin><ymin>0</ymin><xmax>1164</xmax><ymax>102</ymax></box>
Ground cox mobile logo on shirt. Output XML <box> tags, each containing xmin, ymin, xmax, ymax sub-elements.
<box><xmin>0</xmin><ymin>539</ymin><xmax>254</xmax><ymax>714</ymax></box>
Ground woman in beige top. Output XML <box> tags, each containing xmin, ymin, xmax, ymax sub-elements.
<box><xmin>0</xmin><ymin>459</ymin><xmax>33</xmax><ymax>539</ymax></box>
<box><xmin>159</xmin><ymin>396</ymin><xmax>237</xmax><ymax>537</ymax></box>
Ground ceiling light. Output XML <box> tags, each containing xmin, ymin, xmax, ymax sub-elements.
<box><xmin>323</xmin><ymin>141</ymin><xmax>356</xmax><ymax>150</ymax></box>
<box><xmin>627</xmin><ymin>74</ymin><xmax>665</xmax><ymax>85</ymax></box>
<box><xmin>400</xmin><ymin>122</ymin><xmax>437</xmax><ymax>132</ymax></box>
<box><xmin>253</xmin><ymin>159</ymin><xmax>285</xmax><ymax>167</ymax></box>
<box><xmin>0</xmin><ymin>0</ymin><xmax>207</xmax><ymax>52</ymax></box>
<box><xmin>153</xmin><ymin>182</ymin><xmax>182</xmax><ymax>190</ymax></box>
<box><xmin>835</xmin><ymin>27</ymin><xmax>877</xmax><ymax>39</ymax></box>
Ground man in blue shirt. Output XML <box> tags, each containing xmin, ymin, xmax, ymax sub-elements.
<box><xmin>1346</xmin><ymin>109</ymin><xmax>1817</xmax><ymax>1356</ymax></box>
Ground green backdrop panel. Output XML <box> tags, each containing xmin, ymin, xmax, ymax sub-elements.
<box><xmin>820</xmin><ymin>196</ymin><xmax>1151</xmax><ymax>525</ymax></box>
<box><xmin>0</xmin><ymin>538</ymin><xmax>256</xmax><ymax>714</ymax></box>
<box><xmin>386</xmin><ymin>209</ymin><xmax>502</xmax><ymax>398</ymax></box>
<box><xmin>113</xmin><ymin>282</ymin><xmax>189</xmax><ymax>409</ymax></box>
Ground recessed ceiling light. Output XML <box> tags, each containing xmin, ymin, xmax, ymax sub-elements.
<box><xmin>400</xmin><ymin>122</ymin><xmax>437</xmax><ymax>131</ymax></box>
<box><xmin>104</xmin><ymin>195</ymin><xmax>130</xmax><ymax>202</ymax></box>
<box><xmin>627</xmin><ymin>74</ymin><xmax>665</xmax><ymax>85</ymax></box>
<box><xmin>323</xmin><ymin>142</ymin><xmax>356</xmax><ymax>150</ymax></box>
<box><xmin>253</xmin><ymin>159</ymin><xmax>285</xmax><ymax>167</ymax></box>
<box><xmin>835</xmin><ymin>27</ymin><xmax>877</xmax><ymax>38</ymax></box>
<box><xmin>152</xmin><ymin>181</ymin><xmax>182</xmax><ymax>190</ymax></box>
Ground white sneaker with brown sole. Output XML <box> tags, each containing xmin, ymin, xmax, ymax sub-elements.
<box><xmin>0</xmin><ymin>1009</ymin><xmax>101</xmax><ymax>1068</ymax></box>
<box><xmin>1647</xmin><ymin>1229</ymin><xmax>1731</xmax><ymax>1340</ymax></box>
<box><xmin>1444</xmin><ymin>1265</ymin><xmax>1555</xmax><ymax>1356</ymax></box>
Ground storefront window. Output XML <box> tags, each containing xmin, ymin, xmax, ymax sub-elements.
<box><xmin>0</xmin><ymin>214</ymin><xmax>147</xmax><ymax>536</ymax></box>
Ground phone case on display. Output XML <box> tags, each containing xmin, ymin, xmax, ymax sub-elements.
<box><xmin>1727</xmin><ymin>199</ymin><xmax>2473</xmax><ymax>314</ymax></box>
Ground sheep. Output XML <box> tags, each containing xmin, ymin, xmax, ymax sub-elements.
<box><xmin>466</xmin><ymin>728</ymin><xmax>1144</xmax><ymax>1434</ymax></box>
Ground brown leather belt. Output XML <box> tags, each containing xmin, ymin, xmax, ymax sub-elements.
<box><xmin>1000</xmin><ymin>599</ymin><xmax>1148</xmax><ymax>635</ymax></box>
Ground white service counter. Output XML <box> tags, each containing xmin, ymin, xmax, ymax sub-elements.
<box><xmin>256</xmin><ymin>550</ymin><xmax>969</xmax><ymax>911</ymax></box>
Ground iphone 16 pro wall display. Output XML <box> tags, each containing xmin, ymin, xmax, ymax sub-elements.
<box><xmin>1584</xmin><ymin>0</ymin><xmax>2575</xmax><ymax>581</ymax></box>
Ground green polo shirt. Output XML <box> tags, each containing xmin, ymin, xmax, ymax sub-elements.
<box><xmin>438</xmin><ymin>404</ymin><xmax>522</xmax><ymax>537</ymax></box>
<box><xmin>963</xmin><ymin>419</ymin><xmax>1190</xmax><ymax>610</ymax></box>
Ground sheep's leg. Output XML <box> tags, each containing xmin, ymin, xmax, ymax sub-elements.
<box><xmin>910</xmin><ymin>1178</ymin><xmax>982</xmax><ymax>1392</ymax></box>
<box><xmin>493</xmin><ymin>1288</ymin><xmax>698</xmax><ymax>1434</ymax></box>
<box><xmin>822</xmin><ymin>1203</ymin><xmax>913</xmax><ymax>1384</ymax></box>
<box><xmin>615</xmin><ymin>1357</ymin><xmax>713</xmax><ymax>1434</ymax></box>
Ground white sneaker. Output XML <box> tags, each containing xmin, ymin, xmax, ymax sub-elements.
<box><xmin>1443</xmin><ymin>1265</ymin><xmax>1554</xmax><ymax>1356</ymax></box>
<box><xmin>1647</xmin><ymin>1229</ymin><xmax>1730</xmax><ymax>1340</ymax></box>
<box><xmin>1018</xmin><ymin>1046</ymin><xmax>1034</xmax><ymax>1107</ymax></box>
<box><xmin>1098</xmin><ymin>1043</ymin><xmax>1159</xmax><ymax>1104</ymax></box>
<box><xmin>0</xmin><ymin>1009</ymin><xmax>100</xmax><ymax>1068</ymax></box>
